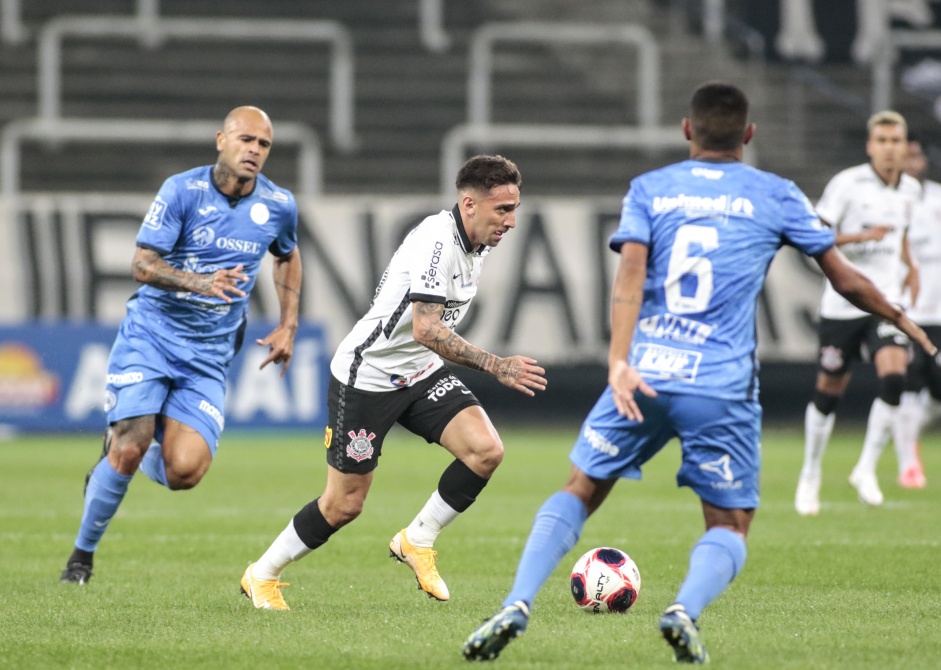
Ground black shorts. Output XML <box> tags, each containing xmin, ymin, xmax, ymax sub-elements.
<box><xmin>816</xmin><ymin>315</ymin><xmax>910</xmax><ymax>376</ymax></box>
<box><xmin>324</xmin><ymin>366</ymin><xmax>482</xmax><ymax>474</ymax></box>
<box><xmin>905</xmin><ymin>324</ymin><xmax>941</xmax><ymax>397</ymax></box>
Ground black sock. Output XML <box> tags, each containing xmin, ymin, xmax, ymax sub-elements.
<box><xmin>68</xmin><ymin>547</ymin><xmax>94</xmax><ymax>566</ymax></box>
<box><xmin>438</xmin><ymin>459</ymin><xmax>489</xmax><ymax>513</ymax></box>
<box><xmin>292</xmin><ymin>497</ymin><xmax>339</xmax><ymax>550</ymax></box>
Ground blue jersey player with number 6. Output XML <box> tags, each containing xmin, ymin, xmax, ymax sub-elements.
<box><xmin>462</xmin><ymin>82</ymin><xmax>937</xmax><ymax>664</ymax></box>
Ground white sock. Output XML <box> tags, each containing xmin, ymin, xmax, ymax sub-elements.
<box><xmin>252</xmin><ymin>519</ymin><xmax>313</xmax><ymax>580</ymax></box>
<box><xmin>893</xmin><ymin>392</ymin><xmax>922</xmax><ymax>474</ymax></box>
<box><xmin>854</xmin><ymin>398</ymin><xmax>897</xmax><ymax>475</ymax></box>
<box><xmin>405</xmin><ymin>490</ymin><xmax>459</xmax><ymax>548</ymax></box>
<box><xmin>802</xmin><ymin>403</ymin><xmax>835</xmax><ymax>479</ymax></box>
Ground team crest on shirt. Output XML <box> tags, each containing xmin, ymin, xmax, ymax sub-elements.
<box><xmin>324</xmin><ymin>426</ymin><xmax>333</xmax><ymax>448</ymax></box>
<box><xmin>346</xmin><ymin>429</ymin><xmax>376</xmax><ymax>462</ymax></box>
<box><xmin>250</xmin><ymin>202</ymin><xmax>270</xmax><ymax>225</ymax></box>
<box><xmin>819</xmin><ymin>346</ymin><xmax>843</xmax><ymax>372</ymax></box>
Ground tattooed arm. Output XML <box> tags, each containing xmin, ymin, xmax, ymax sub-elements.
<box><xmin>132</xmin><ymin>247</ymin><xmax>248</xmax><ymax>303</ymax></box>
<box><xmin>412</xmin><ymin>300</ymin><xmax>547</xmax><ymax>396</ymax></box>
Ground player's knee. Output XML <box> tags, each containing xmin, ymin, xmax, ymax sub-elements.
<box><xmin>320</xmin><ymin>491</ymin><xmax>366</xmax><ymax>527</ymax></box>
<box><xmin>470</xmin><ymin>434</ymin><xmax>504</xmax><ymax>475</ymax></box>
<box><xmin>878</xmin><ymin>373</ymin><xmax>905</xmax><ymax>406</ymax></box>
<box><xmin>811</xmin><ymin>389</ymin><xmax>841</xmax><ymax>416</ymax></box>
<box><xmin>109</xmin><ymin>438</ymin><xmax>150</xmax><ymax>474</ymax></box>
<box><xmin>166</xmin><ymin>463</ymin><xmax>209</xmax><ymax>490</ymax></box>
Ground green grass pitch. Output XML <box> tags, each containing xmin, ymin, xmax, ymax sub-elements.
<box><xmin>0</xmin><ymin>425</ymin><xmax>938</xmax><ymax>669</ymax></box>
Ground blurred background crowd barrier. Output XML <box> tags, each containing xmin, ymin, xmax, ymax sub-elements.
<box><xmin>0</xmin><ymin>0</ymin><xmax>930</xmax><ymax>431</ymax></box>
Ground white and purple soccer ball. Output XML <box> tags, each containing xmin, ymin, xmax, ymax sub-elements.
<box><xmin>570</xmin><ymin>546</ymin><xmax>641</xmax><ymax>614</ymax></box>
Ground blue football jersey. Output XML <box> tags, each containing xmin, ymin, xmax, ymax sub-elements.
<box><xmin>132</xmin><ymin>166</ymin><xmax>298</xmax><ymax>338</ymax></box>
<box><xmin>610</xmin><ymin>159</ymin><xmax>834</xmax><ymax>400</ymax></box>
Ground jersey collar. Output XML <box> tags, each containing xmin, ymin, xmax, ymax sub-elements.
<box><xmin>866</xmin><ymin>162</ymin><xmax>902</xmax><ymax>189</ymax></box>
<box><xmin>451</xmin><ymin>204</ymin><xmax>486</xmax><ymax>255</ymax></box>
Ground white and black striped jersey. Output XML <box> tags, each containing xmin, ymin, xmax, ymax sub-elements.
<box><xmin>330</xmin><ymin>205</ymin><xmax>490</xmax><ymax>391</ymax></box>
<box><xmin>907</xmin><ymin>179</ymin><xmax>941</xmax><ymax>326</ymax></box>
<box><xmin>816</xmin><ymin>163</ymin><xmax>920</xmax><ymax>320</ymax></box>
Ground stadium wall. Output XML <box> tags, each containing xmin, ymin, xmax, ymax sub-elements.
<box><xmin>0</xmin><ymin>194</ymin><xmax>878</xmax><ymax>432</ymax></box>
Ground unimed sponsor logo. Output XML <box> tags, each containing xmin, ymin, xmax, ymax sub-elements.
<box><xmin>199</xmin><ymin>399</ymin><xmax>224</xmax><ymax>429</ymax></box>
<box><xmin>652</xmin><ymin>194</ymin><xmax>754</xmax><ymax>217</ymax></box>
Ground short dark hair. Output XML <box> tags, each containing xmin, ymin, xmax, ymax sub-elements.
<box><xmin>689</xmin><ymin>82</ymin><xmax>749</xmax><ymax>151</ymax></box>
<box><xmin>455</xmin><ymin>154</ymin><xmax>522</xmax><ymax>192</ymax></box>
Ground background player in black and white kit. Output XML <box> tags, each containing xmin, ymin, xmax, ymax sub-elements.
<box><xmin>796</xmin><ymin>111</ymin><xmax>921</xmax><ymax>515</ymax></box>
<box><xmin>239</xmin><ymin>155</ymin><xmax>548</xmax><ymax>609</ymax></box>
<box><xmin>894</xmin><ymin>138</ymin><xmax>941</xmax><ymax>489</ymax></box>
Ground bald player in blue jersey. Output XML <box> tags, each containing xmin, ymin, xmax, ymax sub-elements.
<box><xmin>60</xmin><ymin>106</ymin><xmax>302</xmax><ymax>585</ymax></box>
<box><xmin>462</xmin><ymin>82</ymin><xmax>937</xmax><ymax>664</ymax></box>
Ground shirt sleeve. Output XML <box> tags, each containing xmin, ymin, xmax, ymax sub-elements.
<box><xmin>269</xmin><ymin>194</ymin><xmax>299</xmax><ymax>257</ymax></box>
<box><xmin>136</xmin><ymin>177</ymin><xmax>185</xmax><ymax>255</ymax></box>
<box><xmin>406</xmin><ymin>220</ymin><xmax>451</xmax><ymax>304</ymax></box>
<box><xmin>609</xmin><ymin>178</ymin><xmax>652</xmax><ymax>252</ymax></box>
<box><xmin>814</xmin><ymin>172</ymin><xmax>847</xmax><ymax>227</ymax></box>
<box><xmin>781</xmin><ymin>180</ymin><xmax>835</xmax><ymax>256</ymax></box>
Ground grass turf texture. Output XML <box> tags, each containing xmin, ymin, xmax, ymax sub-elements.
<box><xmin>1</xmin><ymin>426</ymin><xmax>939</xmax><ymax>669</ymax></box>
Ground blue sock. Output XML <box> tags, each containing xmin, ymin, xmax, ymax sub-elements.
<box><xmin>503</xmin><ymin>491</ymin><xmax>588</xmax><ymax>609</ymax></box>
<box><xmin>674</xmin><ymin>527</ymin><xmax>747</xmax><ymax>620</ymax></box>
<box><xmin>75</xmin><ymin>459</ymin><xmax>133</xmax><ymax>552</ymax></box>
<box><xmin>138</xmin><ymin>442</ymin><xmax>169</xmax><ymax>487</ymax></box>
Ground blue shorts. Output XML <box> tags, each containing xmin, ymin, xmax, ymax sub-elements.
<box><xmin>103</xmin><ymin>316</ymin><xmax>237</xmax><ymax>454</ymax></box>
<box><xmin>569</xmin><ymin>387</ymin><xmax>762</xmax><ymax>509</ymax></box>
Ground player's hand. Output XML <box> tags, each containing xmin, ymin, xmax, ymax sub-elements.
<box><xmin>493</xmin><ymin>355</ymin><xmax>547</xmax><ymax>396</ymax></box>
<box><xmin>862</xmin><ymin>225</ymin><xmax>891</xmax><ymax>242</ymax></box>
<box><xmin>256</xmin><ymin>323</ymin><xmax>298</xmax><ymax>376</ymax></box>
<box><xmin>608</xmin><ymin>360</ymin><xmax>656</xmax><ymax>422</ymax></box>
<box><xmin>199</xmin><ymin>264</ymin><xmax>248</xmax><ymax>303</ymax></box>
<box><xmin>897</xmin><ymin>315</ymin><xmax>938</xmax><ymax>358</ymax></box>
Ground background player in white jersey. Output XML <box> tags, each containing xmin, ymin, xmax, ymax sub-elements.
<box><xmin>796</xmin><ymin>111</ymin><xmax>921</xmax><ymax>515</ymax></box>
<box><xmin>462</xmin><ymin>82</ymin><xmax>936</xmax><ymax>664</ymax></box>
<box><xmin>894</xmin><ymin>138</ymin><xmax>941</xmax><ymax>487</ymax></box>
<box><xmin>239</xmin><ymin>155</ymin><xmax>547</xmax><ymax>610</ymax></box>
<box><xmin>59</xmin><ymin>107</ymin><xmax>302</xmax><ymax>584</ymax></box>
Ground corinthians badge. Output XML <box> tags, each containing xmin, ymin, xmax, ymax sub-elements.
<box><xmin>346</xmin><ymin>429</ymin><xmax>377</xmax><ymax>462</ymax></box>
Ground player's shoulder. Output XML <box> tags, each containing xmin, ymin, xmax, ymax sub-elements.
<box><xmin>923</xmin><ymin>179</ymin><xmax>941</xmax><ymax>199</ymax></box>
<box><xmin>161</xmin><ymin>165</ymin><xmax>213</xmax><ymax>195</ymax></box>
<box><xmin>411</xmin><ymin>208</ymin><xmax>454</xmax><ymax>237</ymax></box>
<box><xmin>828</xmin><ymin>163</ymin><xmax>875</xmax><ymax>187</ymax></box>
<box><xmin>637</xmin><ymin>159</ymin><xmax>795</xmax><ymax>192</ymax></box>
<box><xmin>899</xmin><ymin>172</ymin><xmax>922</xmax><ymax>197</ymax></box>
<box><xmin>254</xmin><ymin>173</ymin><xmax>297</xmax><ymax>208</ymax></box>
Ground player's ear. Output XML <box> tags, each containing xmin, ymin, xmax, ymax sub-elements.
<box><xmin>460</xmin><ymin>191</ymin><xmax>476</xmax><ymax>218</ymax></box>
<box><xmin>216</xmin><ymin>130</ymin><xmax>226</xmax><ymax>152</ymax></box>
<box><xmin>743</xmin><ymin>122</ymin><xmax>756</xmax><ymax>146</ymax></box>
<box><xmin>682</xmin><ymin>118</ymin><xmax>692</xmax><ymax>141</ymax></box>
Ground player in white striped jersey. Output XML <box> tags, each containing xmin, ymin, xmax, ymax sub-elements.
<box><xmin>239</xmin><ymin>155</ymin><xmax>548</xmax><ymax>609</ymax></box>
<box><xmin>796</xmin><ymin>111</ymin><xmax>922</xmax><ymax>515</ymax></box>
<box><xmin>894</xmin><ymin>139</ymin><xmax>941</xmax><ymax>488</ymax></box>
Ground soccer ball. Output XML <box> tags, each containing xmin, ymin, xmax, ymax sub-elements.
<box><xmin>570</xmin><ymin>546</ymin><xmax>641</xmax><ymax>613</ymax></box>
